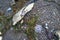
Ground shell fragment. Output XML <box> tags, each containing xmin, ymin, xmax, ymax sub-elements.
<box><xmin>0</xmin><ymin>36</ymin><xmax>2</xmax><ymax>40</ymax></box>
<box><xmin>55</xmin><ymin>30</ymin><xmax>60</xmax><ymax>40</ymax></box>
<box><xmin>12</xmin><ymin>3</ymin><xmax>34</xmax><ymax>25</ymax></box>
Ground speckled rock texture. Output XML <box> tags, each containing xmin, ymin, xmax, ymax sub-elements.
<box><xmin>0</xmin><ymin>0</ymin><xmax>14</xmax><ymax>16</ymax></box>
<box><xmin>24</xmin><ymin>0</ymin><xmax>60</xmax><ymax>40</ymax></box>
<box><xmin>2</xmin><ymin>29</ymin><xmax>29</xmax><ymax>40</ymax></box>
<box><xmin>2</xmin><ymin>0</ymin><xmax>60</xmax><ymax>40</ymax></box>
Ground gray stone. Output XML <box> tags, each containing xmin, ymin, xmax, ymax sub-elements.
<box><xmin>24</xmin><ymin>0</ymin><xmax>60</xmax><ymax>40</ymax></box>
<box><xmin>1</xmin><ymin>0</ymin><xmax>60</xmax><ymax>40</ymax></box>
<box><xmin>0</xmin><ymin>0</ymin><xmax>15</xmax><ymax>16</ymax></box>
<box><xmin>2</xmin><ymin>30</ymin><xmax>29</xmax><ymax>40</ymax></box>
<box><xmin>25</xmin><ymin>0</ymin><xmax>60</xmax><ymax>30</ymax></box>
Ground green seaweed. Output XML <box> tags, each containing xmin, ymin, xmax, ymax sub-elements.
<box><xmin>27</xmin><ymin>16</ymin><xmax>38</xmax><ymax>26</ymax></box>
<box><xmin>0</xmin><ymin>15</ymin><xmax>12</xmax><ymax>35</ymax></box>
<box><xmin>25</xmin><ymin>16</ymin><xmax>38</xmax><ymax>40</ymax></box>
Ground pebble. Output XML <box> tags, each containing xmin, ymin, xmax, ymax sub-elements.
<box><xmin>45</xmin><ymin>23</ymin><xmax>48</xmax><ymax>26</ymax></box>
<box><xmin>7</xmin><ymin>7</ymin><xmax>12</xmax><ymax>12</ymax></box>
<box><xmin>45</xmin><ymin>23</ymin><xmax>49</xmax><ymax>29</ymax></box>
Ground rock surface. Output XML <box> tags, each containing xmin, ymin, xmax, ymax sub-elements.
<box><xmin>24</xmin><ymin>0</ymin><xmax>60</xmax><ymax>40</ymax></box>
<box><xmin>2</xmin><ymin>0</ymin><xmax>60</xmax><ymax>40</ymax></box>
<box><xmin>2</xmin><ymin>29</ymin><xmax>28</xmax><ymax>40</ymax></box>
<box><xmin>0</xmin><ymin>0</ymin><xmax>14</xmax><ymax>16</ymax></box>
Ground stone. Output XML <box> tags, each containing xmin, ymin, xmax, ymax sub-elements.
<box><xmin>0</xmin><ymin>0</ymin><xmax>14</xmax><ymax>16</ymax></box>
<box><xmin>2</xmin><ymin>29</ymin><xmax>29</xmax><ymax>40</ymax></box>
<box><xmin>1</xmin><ymin>0</ymin><xmax>60</xmax><ymax>40</ymax></box>
<box><xmin>24</xmin><ymin>0</ymin><xmax>60</xmax><ymax>40</ymax></box>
